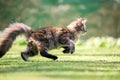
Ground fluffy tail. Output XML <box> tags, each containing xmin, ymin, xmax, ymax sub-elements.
<box><xmin>0</xmin><ymin>23</ymin><xmax>31</xmax><ymax>58</ymax></box>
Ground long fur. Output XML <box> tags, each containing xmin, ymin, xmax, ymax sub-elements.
<box><xmin>0</xmin><ymin>23</ymin><xmax>31</xmax><ymax>57</ymax></box>
<box><xmin>0</xmin><ymin>18</ymin><xmax>87</xmax><ymax>61</ymax></box>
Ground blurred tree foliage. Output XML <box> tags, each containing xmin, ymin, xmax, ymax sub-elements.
<box><xmin>0</xmin><ymin>0</ymin><xmax>119</xmax><ymax>38</ymax></box>
<box><xmin>101</xmin><ymin>0</ymin><xmax>120</xmax><ymax>38</ymax></box>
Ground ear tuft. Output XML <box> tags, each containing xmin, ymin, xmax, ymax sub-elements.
<box><xmin>82</xmin><ymin>18</ymin><xmax>87</xmax><ymax>24</ymax></box>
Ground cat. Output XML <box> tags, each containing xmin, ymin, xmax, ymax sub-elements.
<box><xmin>0</xmin><ymin>18</ymin><xmax>87</xmax><ymax>61</ymax></box>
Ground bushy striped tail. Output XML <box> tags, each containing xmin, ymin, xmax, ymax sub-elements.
<box><xmin>0</xmin><ymin>23</ymin><xmax>31</xmax><ymax>58</ymax></box>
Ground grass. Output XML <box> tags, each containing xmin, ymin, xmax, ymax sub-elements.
<box><xmin>0</xmin><ymin>43</ymin><xmax>120</xmax><ymax>80</ymax></box>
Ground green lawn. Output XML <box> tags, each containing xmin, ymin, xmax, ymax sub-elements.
<box><xmin>0</xmin><ymin>45</ymin><xmax>120</xmax><ymax>80</ymax></box>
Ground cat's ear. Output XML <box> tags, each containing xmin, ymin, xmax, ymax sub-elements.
<box><xmin>82</xmin><ymin>18</ymin><xmax>87</xmax><ymax>24</ymax></box>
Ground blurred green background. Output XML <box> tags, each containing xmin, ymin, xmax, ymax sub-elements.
<box><xmin>0</xmin><ymin>1</ymin><xmax>120</xmax><ymax>80</ymax></box>
<box><xmin>0</xmin><ymin>0</ymin><xmax>120</xmax><ymax>38</ymax></box>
